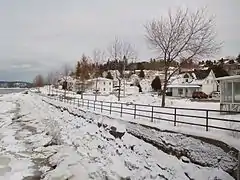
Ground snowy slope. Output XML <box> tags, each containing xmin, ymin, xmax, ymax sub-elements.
<box><xmin>42</xmin><ymin>95</ymin><xmax>237</xmax><ymax>179</ymax></box>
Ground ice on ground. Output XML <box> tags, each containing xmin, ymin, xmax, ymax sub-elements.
<box><xmin>41</xmin><ymin>95</ymin><xmax>235</xmax><ymax>180</ymax></box>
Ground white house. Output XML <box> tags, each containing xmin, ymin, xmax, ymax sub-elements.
<box><xmin>139</xmin><ymin>79</ymin><xmax>152</xmax><ymax>93</ymax></box>
<box><xmin>168</xmin><ymin>69</ymin><xmax>218</xmax><ymax>97</ymax></box>
<box><xmin>87</xmin><ymin>78</ymin><xmax>113</xmax><ymax>95</ymax></box>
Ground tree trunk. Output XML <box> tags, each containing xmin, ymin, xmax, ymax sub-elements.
<box><xmin>161</xmin><ymin>68</ymin><xmax>168</xmax><ymax>107</ymax></box>
<box><xmin>94</xmin><ymin>78</ymin><xmax>98</xmax><ymax>101</ymax></box>
<box><xmin>48</xmin><ymin>85</ymin><xmax>50</xmax><ymax>95</ymax></box>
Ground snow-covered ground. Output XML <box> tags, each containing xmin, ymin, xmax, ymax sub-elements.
<box><xmin>40</xmin><ymin>87</ymin><xmax>240</xmax><ymax>139</ymax></box>
<box><xmin>0</xmin><ymin>91</ymin><xmax>238</xmax><ymax>179</ymax></box>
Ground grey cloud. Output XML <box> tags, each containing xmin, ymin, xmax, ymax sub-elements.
<box><xmin>0</xmin><ymin>0</ymin><xmax>239</xmax><ymax>81</ymax></box>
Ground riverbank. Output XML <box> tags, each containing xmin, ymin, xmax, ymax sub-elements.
<box><xmin>0</xmin><ymin>92</ymin><xmax>237</xmax><ymax>179</ymax></box>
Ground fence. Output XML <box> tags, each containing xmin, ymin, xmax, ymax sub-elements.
<box><xmin>48</xmin><ymin>95</ymin><xmax>240</xmax><ymax>134</ymax></box>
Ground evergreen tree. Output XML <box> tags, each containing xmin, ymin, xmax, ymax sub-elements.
<box><xmin>151</xmin><ymin>76</ymin><xmax>161</xmax><ymax>92</ymax></box>
<box><xmin>75</xmin><ymin>61</ymin><xmax>81</xmax><ymax>79</ymax></box>
<box><xmin>139</xmin><ymin>69</ymin><xmax>145</xmax><ymax>79</ymax></box>
<box><xmin>106</xmin><ymin>72</ymin><xmax>113</xmax><ymax>79</ymax></box>
<box><xmin>236</xmin><ymin>53</ymin><xmax>240</xmax><ymax>63</ymax></box>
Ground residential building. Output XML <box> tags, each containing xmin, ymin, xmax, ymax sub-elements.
<box><xmin>168</xmin><ymin>69</ymin><xmax>218</xmax><ymax>97</ymax></box>
<box><xmin>139</xmin><ymin>79</ymin><xmax>152</xmax><ymax>93</ymax></box>
<box><xmin>87</xmin><ymin>78</ymin><xmax>113</xmax><ymax>95</ymax></box>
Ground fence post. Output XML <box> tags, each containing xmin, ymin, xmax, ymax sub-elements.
<box><xmin>238</xmin><ymin>151</ymin><xmax>240</xmax><ymax>180</ymax></box>
<box><xmin>110</xmin><ymin>102</ymin><xmax>112</xmax><ymax>114</ymax></box>
<box><xmin>77</xmin><ymin>98</ymin><xmax>79</xmax><ymax>107</ymax></box>
<box><xmin>101</xmin><ymin>101</ymin><xmax>103</xmax><ymax>112</ymax></box>
<box><xmin>134</xmin><ymin>104</ymin><xmax>136</xmax><ymax>119</ymax></box>
<box><xmin>174</xmin><ymin>108</ymin><xmax>177</xmax><ymax>126</ymax></box>
<box><xmin>206</xmin><ymin>110</ymin><xmax>209</xmax><ymax>131</ymax></box>
<box><xmin>120</xmin><ymin>103</ymin><xmax>123</xmax><ymax>117</ymax></box>
<box><xmin>151</xmin><ymin>106</ymin><xmax>154</xmax><ymax>122</ymax></box>
<box><xmin>94</xmin><ymin>101</ymin><xmax>96</xmax><ymax>111</ymax></box>
<box><xmin>87</xmin><ymin>100</ymin><xmax>89</xmax><ymax>109</ymax></box>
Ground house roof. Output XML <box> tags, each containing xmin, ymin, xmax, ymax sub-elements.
<box><xmin>168</xmin><ymin>84</ymin><xmax>200</xmax><ymax>88</ymax></box>
<box><xmin>88</xmin><ymin>77</ymin><xmax>113</xmax><ymax>82</ymax></box>
<box><xmin>192</xmin><ymin>69</ymin><xmax>211</xmax><ymax>80</ymax></box>
<box><xmin>216</xmin><ymin>75</ymin><xmax>240</xmax><ymax>81</ymax></box>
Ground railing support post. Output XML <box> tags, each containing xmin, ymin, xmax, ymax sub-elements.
<box><xmin>77</xmin><ymin>98</ymin><xmax>79</xmax><ymax>107</ymax></box>
<box><xmin>151</xmin><ymin>106</ymin><xmax>154</xmax><ymax>122</ymax></box>
<box><xmin>134</xmin><ymin>104</ymin><xmax>136</xmax><ymax>119</ymax></box>
<box><xmin>237</xmin><ymin>151</ymin><xmax>240</xmax><ymax>180</ymax></box>
<box><xmin>101</xmin><ymin>101</ymin><xmax>103</xmax><ymax>112</ymax></box>
<box><xmin>110</xmin><ymin>102</ymin><xmax>112</xmax><ymax>114</ymax></box>
<box><xmin>174</xmin><ymin>108</ymin><xmax>177</xmax><ymax>126</ymax></box>
<box><xmin>206</xmin><ymin>110</ymin><xmax>209</xmax><ymax>131</ymax></box>
<box><xmin>94</xmin><ymin>101</ymin><xmax>96</xmax><ymax>111</ymax></box>
<box><xmin>120</xmin><ymin>103</ymin><xmax>123</xmax><ymax>117</ymax></box>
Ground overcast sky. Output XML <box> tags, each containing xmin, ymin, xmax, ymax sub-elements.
<box><xmin>0</xmin><ymin>0</ymin><xmax>239</xmax><ymax>82</ymax></box>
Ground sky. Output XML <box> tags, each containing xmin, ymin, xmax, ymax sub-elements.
<box><xmin>0</xmin><ymin>0</ymin><xmax>239</xmax><ymax>82</ymax></box>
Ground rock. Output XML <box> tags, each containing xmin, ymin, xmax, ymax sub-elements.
<box><xmin>97</xmin><ymin>122</ymin><xmax>102</xmax><ymax>128</ymax></box>
<box><xmin>181</xmin><ymin>156</ymin><xmax>190</xmax><ymax>163</ymax></box>
<box><xmin>109</xmin><ymin>130</ymin><xmax>125</xmax><ymax>139</ymax></box>
<box><xmin>110</xmin><ymin>126</ymin><xmax>117</xmax><ymax>131</ymax></box>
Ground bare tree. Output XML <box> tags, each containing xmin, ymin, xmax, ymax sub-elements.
<box><xmin>46</xmin><ymin>72</ymin><xmax>54</xmax><ymax>95</ymax></box>
<box><xmin>62</xmin><ymin>64</ymin><xmax>72</xmax><ymax>97</ymax></box>
<box><xmin>108</xmin><ymin>37</ymin><xmax>137</xmax><ymax>62</ymax></box>
<box><xmin>108</xmin><ymin>37</ymin><xmax>137</xmax><ymax>97</ymax></box>
<box><xmin>145</xmin><ymin>8</ymin><xmax>221</xmax><ymax>107</ymax></box>
<box><xmin>33</xmin><ymin>74</ymin><xmax>44</xmax><ymax>91</ymax></box>
<box><xmin>92</xmin><ymin>48</ymin><xmax>106</xmax><ymax>101</ymax></box>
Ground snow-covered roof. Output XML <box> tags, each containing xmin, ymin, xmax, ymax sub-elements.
<box><xmin>168</xmin><ymin>84</ymin><xmax>201</xmax><ymax>88</ymax></box>
<box><xmin>88</xmin><ymin>77</ymin><xmax>113</xmax><ymax>82</ymax></box>
<box><xmin>216</xmin><ymin>75</ymin><xmax>240</xmax><ymax>81</ymax></box>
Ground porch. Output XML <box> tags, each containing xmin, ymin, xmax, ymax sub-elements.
<box><xmin>217</xmin><ymin>75</ymin><xmax>240</xmax><ymax>112</ymax></box>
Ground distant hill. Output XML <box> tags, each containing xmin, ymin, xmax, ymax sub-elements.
<box><xmin>0</xmin><ymin>81</ymin><xmax>33</xmax><ymax>88</ymax></box>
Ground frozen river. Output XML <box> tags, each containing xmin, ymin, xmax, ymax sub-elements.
<box><xmin>0</xmin><ymin>88</ymin><xmax>27</xmax><ymax>95</ymax></box>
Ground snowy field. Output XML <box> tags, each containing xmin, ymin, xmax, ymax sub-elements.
<box><xmin>0</xmin><ymin>91</ymin><xmax>238</xmax><ymax>179</ymax></box>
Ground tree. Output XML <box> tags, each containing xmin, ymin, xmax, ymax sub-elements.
<box><xmin>61</xmin><ymin>64</ymin><xmax>71</xmax><ymax>97</ymax></box>
<box><xmin>75</xmin><ymin>61</ymin><xmax>81</xmax><ymax>79</ymax></box>
<box><xmin>46</xmin><ymin>72</ymin><xmax>54</xmax><ymax>95</ymax></box>
<box><xmin>33</xmin><ymin>74</ymin><xmax>44</xmax><ymax>91</ymax></box>
<box><xmin>145</xmin><ymin>8</ymin><xmax>221</xmax><ymax>107</ymax></box>
<box><xmin>108</xmin><ymin>37</ymin><xmax>137</xmax><ymax>62</ymax></box>
<box><xmin>106</xmin><ymin>72</ymin><xmax>113</xmax><ymax>79</ymax></box>
<box><xmin>92</xmin><ymin>48</ymin><xmax>105</xmax><ymax>101</ymax></box>
<box><xmin>237</xmin><ymin>53</ymin><xmax>240</xmax><ymax>63</ymax></box>
<box><xmin>151</xmin><ymin>76</ymin><xmax>162</xmax><ymax>93</ymax></box>
<box><xmin>139</xmin><ymin>69</ymin><xmax>145</xmax><ymax>79</ymax></box>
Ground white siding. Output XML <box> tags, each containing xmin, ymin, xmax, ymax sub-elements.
<box><xmin>201</xmin><ymin>71</ymin><xmax>218</xmax><ymax>94</ymax></box>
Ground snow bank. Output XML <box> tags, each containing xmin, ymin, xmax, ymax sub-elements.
<box><xmin>41</xmin><ymin>95</ymin><xmax>235</xmax><ymax>179</ymax></box>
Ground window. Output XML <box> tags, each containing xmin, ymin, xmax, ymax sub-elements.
<box><xmin>104</xmin><ymin>82</ymin><xmax>106</xmax><ymax>85</ymax></box>
<box><xmin>178</xmin><ymin>88</ymin><xmax>183</xmax><ymax>95</ymax></box>
<box><xmin>186</xmin><ymin>79</ymin><xmax>188</xmax><ymax>83</ymax></box>
<box><xmin>109</xmin><ymin>82</ymin><xmax>111</xmax><ymax>85</ymax></box>
<box><xmin>206</xmin><ymin>80</ymin><xmax>209</xmax><ymax>84</ymax></box>
<box><xmin>103</xmin><ymin>88</ymin><xmax>106</xmax><ymax>91</ymax></box>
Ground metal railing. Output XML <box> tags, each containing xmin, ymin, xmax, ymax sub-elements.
<box><xmin>49</xmin><ymin>95</ymin><xmax>240</xmax><ymax>133</ymax></box>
